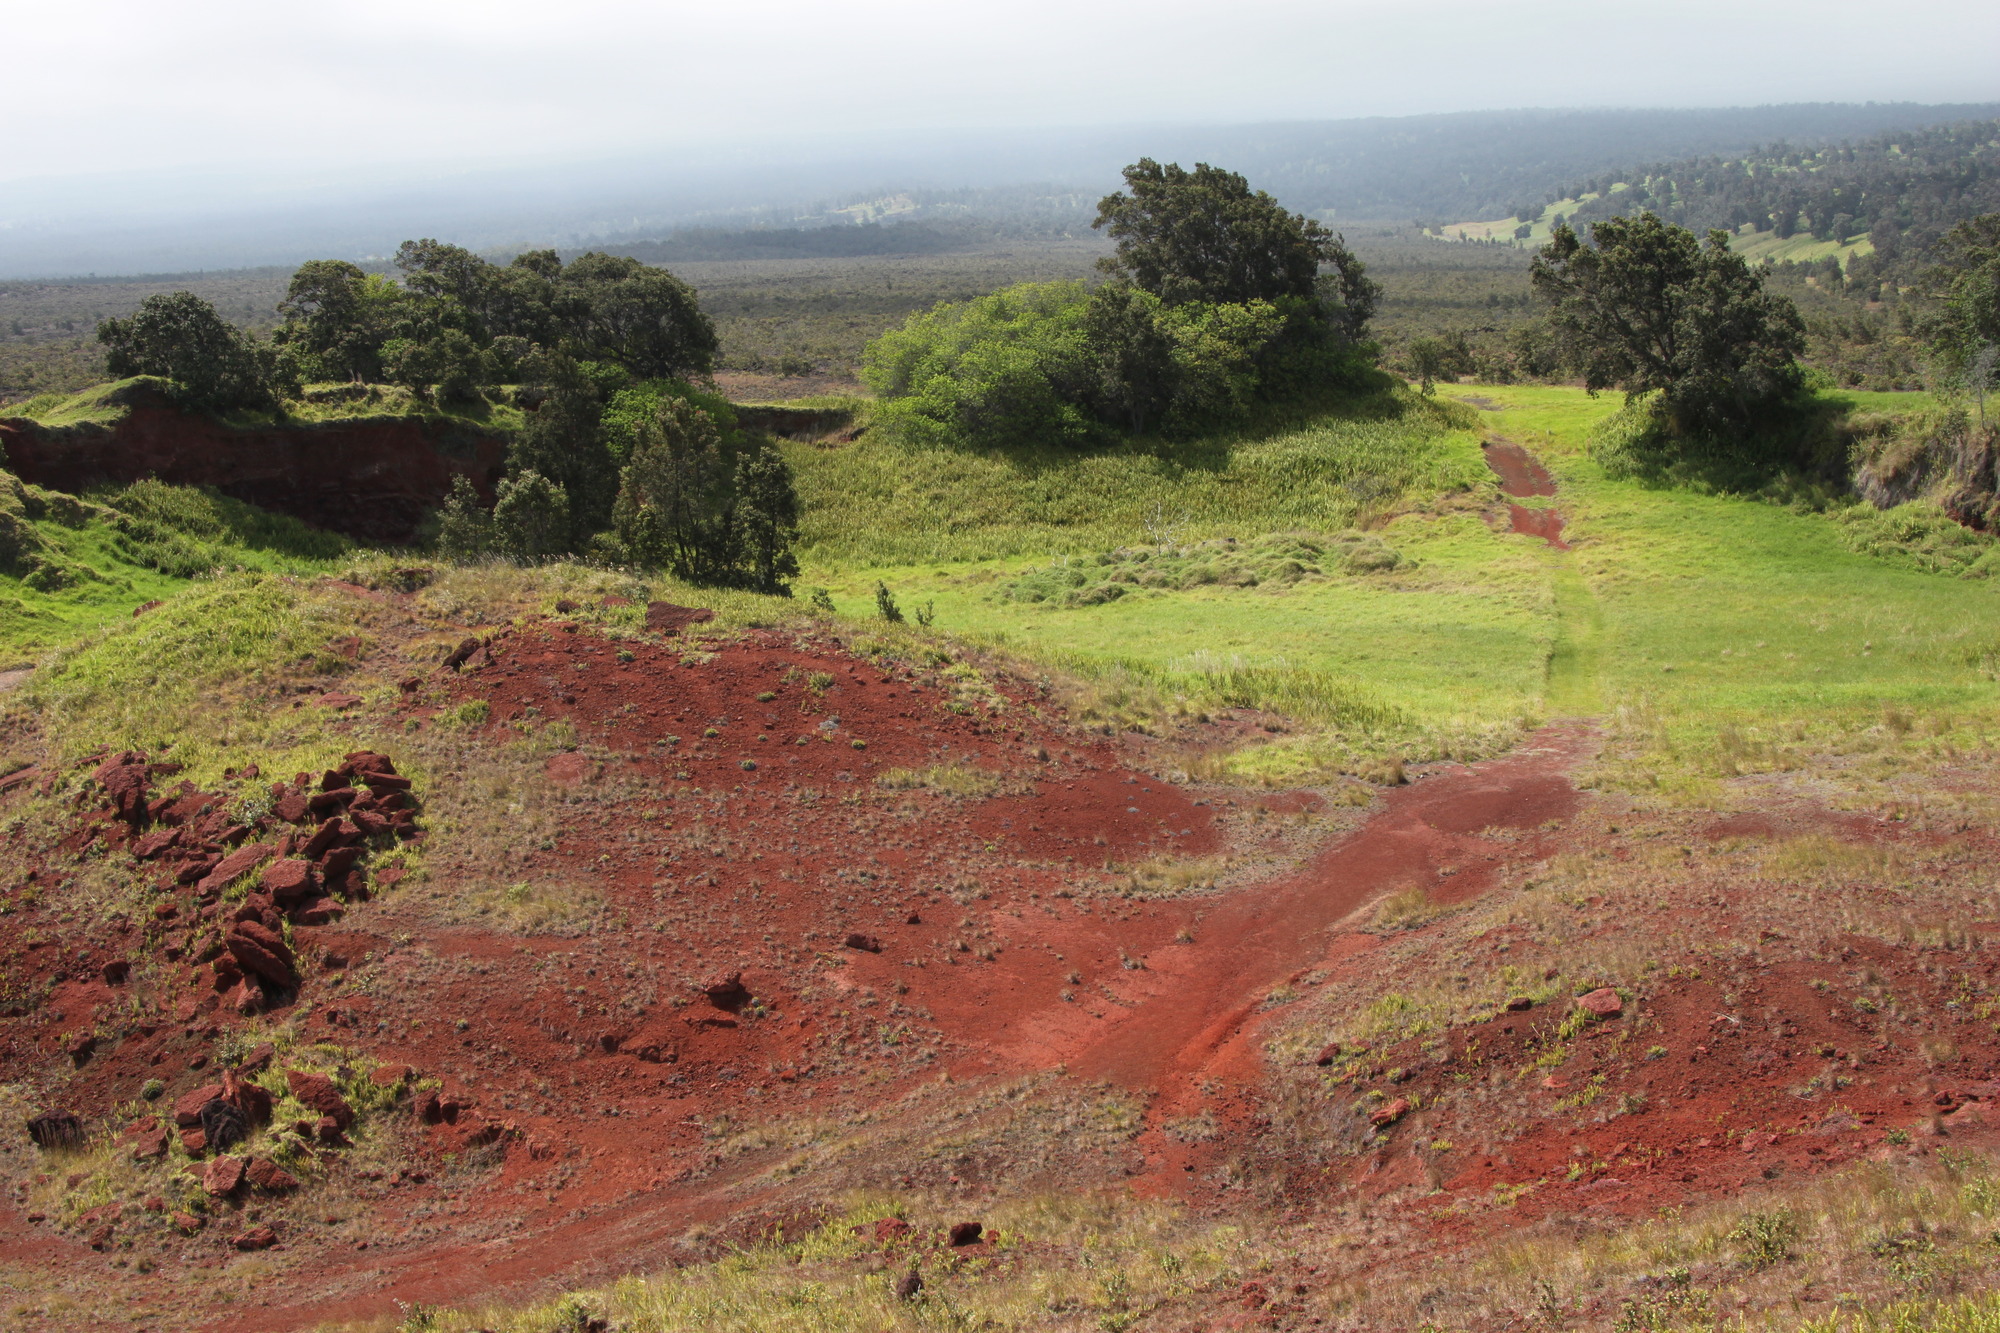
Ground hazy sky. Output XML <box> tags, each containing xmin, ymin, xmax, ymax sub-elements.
<box><xmin>13</xmin><ymin>0</ymin><xmax>2000</xmax><ymax>186</ymax></box>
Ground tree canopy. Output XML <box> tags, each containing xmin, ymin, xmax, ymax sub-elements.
<box><xmin>274</xmin><ymin>241</ymin><xmax>717</xmax><ymax>396</ymax></box>
<box><xmin>1920</xmin><ymin>212</ymin><xmax>2000</xmax><ymax>403</ymax></box>
<box><xmin>1530</xmin><ymin>214</ymin><xmax>1805</xmax><ymax>435</ymax></box>
<box><xmin>97</xmin><ymin>292</ymin><xmax>288</xmax><ymax>413</ymax></box>
<box><xmin>1094</xmin><ymin>159</ymin><xmax>1373</xmax><ymax>314</ymax></box>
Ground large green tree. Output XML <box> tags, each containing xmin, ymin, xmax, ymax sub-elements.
<box><xmin>608</xmin><ymin>397</ymin><xmax>800</xmax><ymax>592</ymax></box>
<box><xmin>1530</xmin><ymin>214</ymin><xmax>1805</xmax><ymax>435</ymax></box>
<box><xmin>97</xmin><ymin>292</ymin><xmax>286</xmax><ymax>413</ymax></box>
<box><xmin>1093</xmin><ymin>158</ymin><xmax>1377</xmax><ymax>332</ymax></box>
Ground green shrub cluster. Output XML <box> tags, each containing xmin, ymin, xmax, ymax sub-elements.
<box><xmin>861</xmin><ymin>160</ymin><xmax>1382</xmax><ymax>450</ymax></box>
<box><xmin>1001</xmin><ymin>531</ymin><xmax>1404</xmax><ymax>607</ymax></box>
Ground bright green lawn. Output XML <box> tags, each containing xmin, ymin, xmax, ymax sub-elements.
<box><xmin>1443</xmin><ymin>384</ymin><xmax>2000</xmax><ymax>782</ymax></box>
<box><xmin>791</xmin><ymin>388</ymin><xmax>1562</xmax><ymax>767</ymax></box>
<box><xmin>794</xmin><ymin>379</ymin><xmax>2000</xmax><ymax>781</ymax></box>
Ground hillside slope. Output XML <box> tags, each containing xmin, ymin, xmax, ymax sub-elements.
<box><xmin>3</xmin><ymin>390</ymin><xmax>2000</xmax><ymax>1331</ymax></box>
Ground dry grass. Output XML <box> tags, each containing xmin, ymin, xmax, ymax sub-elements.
<box><xmin>876</xmin><ymin>763</ymin><xmax>1005</xmax><ymax>798</ymax></box>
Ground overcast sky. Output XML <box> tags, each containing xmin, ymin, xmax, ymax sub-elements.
<box><xmin>12</xmin><ymin>0</ymin><xmax>1999</xmax><ymax>188</ymax></box>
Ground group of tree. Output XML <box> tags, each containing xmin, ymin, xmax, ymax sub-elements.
<box><xmin>433</xmin><ymin>369</ymin><xmax>800</xmax><ymax>593</ymax></box>
<box><xmin>275</xmin><ymin>241</ymin><xmax>716</xmax><ymax>395</ymax></box>
<box><xmin>864</xmin><ymin>159</ymin><xmax>1382</xmax><ymax>447</ymax></box>
<box><xmin>1530</xmin><ymin>213</ymin><xmax>1808</xmax><ymax>439</ymax></box>
<box><xmin>1541</xmin><ymin>121</ymin><xmax>2000</xmax><ymax>262</ymax></box>
<box><xmin>95</xmin><ymin>243</ymin><xmax>799</xmax><ymax>592</ymax></box>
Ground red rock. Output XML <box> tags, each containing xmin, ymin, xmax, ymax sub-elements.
<box><xmin>1369</xmin><ymin>1097</ymin><xmax>1412</xmax><ymax>1128</ymax></box>
<box><xmin>619</xmin><ymin>1034</ymin><xmax>678</xmax><ymax>1064</ymax></box>
<box><xmin>178</xmin><ymin>1127</ymin><xmax>207</xmax><ymax>1154</ymax></box>
<box><xmin>245</xmin><ymin>1157</ymin><xmax>299</xmax><ymax>1192</ymax></box>
<box><xmin>176</xmin><ymin>855</ymin><xmax>219</xmax><ymax>885</ymax></box>
<box><xmin>317</xmin><ymin>692</ymin><xmax>363</xmax><ymax>710</ymax></box>
<box><xmin>173</xmin><ymin>1083</ymin><xmax>225</xmax><ymax>1129</ymax></box>
<box><xmin>224</xmin><ymin>1069</ymin><xmax>273</xmax><ymax>1124</ymax></box>
<box><xmin>1576</xmin><ymin>988</ymin><xmax>1624</xmax><ymax>1019</ymax></box>
<box><xmin>441</xmin><ymin>637</ymin><xmax>481</xmax><ymax>670</ymax></box>
<box><xmin>701</xmin><ymin>970</ymin><xmax>750</xmax><ymax>1008</ymax></box>
<box><xmin>101</xmin><ymin>959</ymin><xmax>130</xmax><ymax>985</ymax></box>
<box><xmin>843</xmin><ymin>933</ymin><xmax>883</xmax><ymax>953</ymax></box>
<box><xmin>645</xmin><ymin>602</ymin><xmax>714</xmax><ymax>633</ymax></box>
<box><xmin>171</xmin><ymin>1211</ymin><xmax>204</xmax><ymax>1233</ymax></box>
<box><xmin>1506</xmin><ymin>996</ymin><xmax>1535</xmax><ymax>1011</ymax></box>
<box><xmin>369</xmin><ymin>1064</ymin><xmax>411</xmax><ymax>1087</ymax></box>
<box><xmin>226</xmin><ymin>919</ymin><xmax>296</xmax><ymax>988</ymax></box>
<box><xmin>93</xmin><ymin>752</ymin><xmax>152</xmax><ymax>825</ymax></box>
<box><xmin>308</xmin><ymin>788</ymin><xmax>357</xmax><ymax>817</ymax></box>
<box><xmin>152</xmin><ymin>899</ymin><xmax>180</xmax><ymax>921</ymax></box>
<box><xmin>133</xmin><ymin>828</ymin><xmax>181</xmax><ymax>860</ymax></box>
<box><xmin>203</xmin><ymin>1155</ymin><xmax>245</xmax><ymax>1197</ymax></box>
<box><xmin>315</xmin><ymin>1115</ymin><xmax>349</xmax><ymax>1145</ymax></box>
<box><xmin>360</xmin><ymin>770</ymin><xmax>412</xmax><ymax>791</ymax></box>
<box><xmin>947</xmin><ymin>1221</ymin><xmax>984</xmax><ymax>1246</ymax></box>
<box><xmin>261</xmin><ymin>858</ymin><xmax>317</xmax><ymax>905</ymax></box>
<box><xmin>142</xmin><ymin>1195</ymin><xmax>165</xmax><ymax>1212</ymax></box>
<box><xmin>239</xmin><ymin>1043</ymin><xmax>276</xmax><ymax>1074</ymax></box>
<box><xmin>853</xmin><ymin>1217</ymin><xmax>912</xmax><ymax>1243</ymax></box>
<box><xmin>293</xmin><ymin>896</ymin><xmax>345</xmax><ymax>926</ymax></box>
<box><xmin>286</xmin><ymin>1070</ymin><xmax>354</xmax><ymax>1128</ymax></box>
<box><xmin>232</xmin><ymin>1225</ymin><xmax>278</xmax><ymax>1251</ymax></box>
<box><xmin>345</xmin><ymin>751</ymin><xmax>396</xmax><ymax>775</ymax></box>
<box><xmin>129</xmin><ymin>1125</ymin><xmax>170</xmax><ymax>1160</ymax></box>
<box><xmin>196</xmin><ymin>842</ymin><xmax>275</xmax><ymax>896</ymax></box>
<box><xmin>273</xmin><ymin>792</ymin><xmax>310</xmax><ymax>824</ymax></box>
<box><xmin>1313</xmin><ymin>1042</ymin><xmax>1342</xmax><ymax>1067</ymax></box>
<box><xmin>319</xmin><ymin>845</ymin><xmax>361</xmax><ymax>877</ymax></box>
<box><xmin>226</xmin><ymin>978</ymin><xmax>263</xmax><ymax>1016</ymax></box>
<box><xmin>351</xmin><ymin>809</ymin><xmax>392</xmax><ymax>837</ymax></box>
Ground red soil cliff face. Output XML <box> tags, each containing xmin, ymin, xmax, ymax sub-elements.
<box><xmin>0</xmin><ymin>395</ymin><xmax>507</xmax><ymax>544</ymax></box>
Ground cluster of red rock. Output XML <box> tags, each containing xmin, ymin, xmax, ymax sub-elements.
<box><xmin>88</xmin><ymin>749</ymin><xmax>418</xmax><ymax>1015</ymax></box>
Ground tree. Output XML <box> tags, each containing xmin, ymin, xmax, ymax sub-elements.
<box><xmin>609</xmin><ymin>397</ymin><xmax>736</xmax><ymax>582</ymax></box>
<box><xmin>1404</xmin><ymin>335</ymin><xmax>1473</xmax><ymax>395</ymax></box>
<box><xmin>732</xmin><ymin>442</ymin><xmax>800</xmax><ymax>595</ymax></box>
<box><xmin>510</xmin><ymin>352</ymin><xmax>617</xmax><ymax>549</ymax></box>
<box><xmin>557</xmin><ymin>253</ymin><xmax>717</xmax><ymax>379</ymax></box>
<box><xmin>1093</xmin><ymin>159</ymin><xmax>1368</xmax><ymax>312</ymax></box>
<box><xmin>274</xmin><ymin>260</ymin><xmax>403</xmax><ymax>382</ymax></box>
<box><xmin>434</xmin><ymin>475</ymin><xmax>495</xmax><ymax>560</ymax></box>
<box><xmin>98</xmin><ymin>292</ymin><xmax>285</xmax><ymax>413</ymax></box>
<box><xmin>1920</xmin><ymin>213</ymin><xmax>2000</xmax><ymax>404</ymax></box>
<box><xmin>491</xmin><ymin>470</ymin><xmax>570</xmax><ymax>563</ymax></box>
<box><xmin>1530</xmin><ymin>214</ymin><xmax>1805</xmax><ymax>435</ymax></box>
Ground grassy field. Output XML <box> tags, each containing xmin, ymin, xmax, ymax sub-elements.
<box><xmin>775</xmin><ymin>378</ymin><xmax>2000</xmax><ymax>788</ymax></box>
<box><xmin>1438</xmin><ymin>384</ymin><xmax>2000</xmax><ymax>793</ymax></box>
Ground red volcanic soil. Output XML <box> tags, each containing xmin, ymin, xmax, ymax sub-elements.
<box><xmin>1482</xmin><ymin>439</ymin><xmax>1557</xmax><ymax>498</ymax></box>
<box><xmin>0</xmin><ymin>386</ymin><xmax>505</xmax><ymax>544</ymax></box>
<box><xmin>1484</xmin><ymin>438</ymin><xmax>1569</xmax><ymax>549</ymax></box>
<box><xmin>6</xmin><ymin>603</ymin><xmax>2000</xmax><ymax>1328</ymax></box>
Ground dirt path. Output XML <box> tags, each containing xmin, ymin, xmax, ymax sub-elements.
<box><xmin>1482</xmin><ymin>438</ymin><xmax>1568</xmax><ymax>549</ymax></box>
<box><xmin>1071</xmin><ymin>725</ymin><xmax>1594</xmax><ymax>1109</ymax></box>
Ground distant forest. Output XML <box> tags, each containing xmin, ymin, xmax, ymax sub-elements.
<box><xmin>1545</xmin><ymin>119</ymin><xmax>2000</xmax><ymax>255</ymax></box>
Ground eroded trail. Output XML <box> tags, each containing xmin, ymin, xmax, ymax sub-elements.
<box><xmin>1069</xmin><ymin>726</ymin><xmax>1593</xmax><ymax>1101</ymax></box>
<box><xmin>1483</xmin><ymin>438</ymin><xmax>1568</xmax><ymax>549</ymax></box>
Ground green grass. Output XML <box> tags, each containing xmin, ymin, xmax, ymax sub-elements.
<box><xmin>789</xmin><ymin>388</ymin><xmax>1488</xmax><ymax>566</ymax></box>
<box><xmin>0</xmin><ymin>475</ymin><xmax>348</xmax><ymax>662</ymax></box>
<box><xmin>787</xmin><ymin>377</ymin><xmax>2000</xmax><ymax>784</ymax></box>
<box><xmin>790</xmin><ymin>387</ymin><xmax>1556</xmax><ymax>769</ymax></box>
<box><xmin>3</xmin><ymin>376</ymin><xmax>158</xmax><ymax>427</ymax></box>
<box><xmin>1442</xmin><ymin>384</ymin><xmax>2000</xmax><ymax>788</ymax></box>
